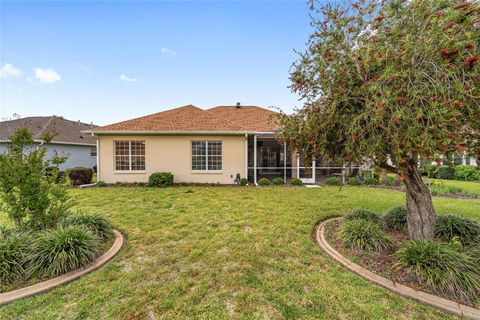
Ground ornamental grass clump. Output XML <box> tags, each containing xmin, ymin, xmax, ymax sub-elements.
<box><xmin>27</xmin><ymin>226</ymin><xmax>101</xmax><ymax>278</ymax></box>
<box><xmin>344</xmin><ymin>209</ymin><xmax>381</xmax><ymax>224</ymax></box>
<box><xmin>61</xmin><ymin>214</ymin><xmax>114</xmax><ymax>241</ymax></box>
<box><xmin>383</xmin><ymin>206</ymin><xmax>408</xmax><ymax>232</ymax></box>
<box><xmin>340</xmin><ymin>219</ymin><xmax>394</xmax><ymax>252</ymax></box>
<box><xmin>395</xmin><ymin>240</ymin><xmax>480</xmax><ymax>301</ymax></box>
<box><xmin>0</xmin><ymin>230</ymin><xmax>32</xmax><ymax>286</ymax></box>
<box><xmin>435</xmin><ymin>215</ymin><xmax>480</xmax><ymax>246</ymax></box>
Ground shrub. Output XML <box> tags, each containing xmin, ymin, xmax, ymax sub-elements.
<box><xmin>363</xmin><ymin>177</ymin><xmax>379</xmax><ymax>185</ymax></box>
<box><xmin>346</xmin><ymin>177</ymin><xmax>362</xmax><ymax>185</ymax></box>
<box><xmin>436</xmin><ymin>165</ymin><xmax>455</xmax><ymax>180</ymax></box>
<box><xmin>137</xmin><ymin>182</ymin><xmax>147</xmax><ymax>187</ymax></box>
<box><xmin>420</xmin><ymin>165</ymin><xmax>438</xmax><ymax>178</ymax></box>
<box><xmin>148</xmin><ymin>172</ymin><xmax>174</xmax><ymax>187</ymax></box>
<box><xmin>272</xmin><ymin>177</ymin><xmax>285</xmax><ymax>185</ymax></box>
<box><xmin>395</xmin><ymin>240</ymin><xmax>480</xmax><ymax>300</ymax></box>
<box><xmin>61</xmin><ymin>214</ymin><xmax>114</xmax><ymax>241</ymax></box>
<box><xmin>435</xmin><ymin>215</ymin><xmax>480</xmax><ymax>246</ymax></box>
<box><xmin>383</xmin><ymin>206</ymin><xmax>408</xmax><ymax>231</ymax></box>
<box><xmin>290</xmin><ymin>178</ymin><xmax>303</xmax><ymax>186</ymax></box>
<box><xmin>27</xmin><ymin>226</ymin><xmax>101</xmax><ymax>278</ymax></box>
<box><xmin>455</xmin><ymin>165</ymin><xmax>480</xmax><ymax>181</ymax></box>
<box><xmin>325</xmin><ymin>177</ymin><xmax>342</xmax><ymax>186</ymax></box>
<box><xmin>427</xmin><ymin>182</ymin><xmax>462</xmax><ymax>196</ymax></box>
<box><xmin>344</xmin><ymin>209</ymin><xmax>381</xmax><ymax>224</ymax></box>
<box><xmin>339</xmin><ymin>219</ymin><xmax>394</xmax><ymax>252</ymax></box>
<box><xmin>381</xmin><ymin>176</ymin><xmax>395</xmax><ymax>186</ymax></box>
<box><xmin>240</xmin><ymin>178</ymin><xmax>248</xmax><ymax>186</ymax></box>
<box><xmin>257</xmin><ymin>178</ymin><xmax>271</xmax><ymax>186</ymax></box>
<box><xmin>68</xmin><ymin>167</ymin><xmax>93</xmax><ymax>186</ymax></box>
<box><xmin>0</xmin><ymin>230</ymin><xmax>32</xmax><ymax>285</ymax></box>
<box><xmin>96</xmin><ymin>181</ymin><xmax>107</xmax><ymax>187</ymax></box>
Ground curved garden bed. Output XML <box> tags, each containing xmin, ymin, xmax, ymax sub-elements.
<box><xmin>316</xmin><ymin>217</ymin><xmax>480</xmax><ymax>319</ymax></box>
<box><xmin>0</xmin><ymin>229</ymin><xmax>124</xmax><ymax>307</ymax></box>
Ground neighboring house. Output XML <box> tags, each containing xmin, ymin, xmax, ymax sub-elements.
<box><xmin>87</xmin><ymin>104</ymin><xmax>366</xmax><ymax>184</ymax></box>
<box><xmin>0</xmin><ymin>116</ymin><xmax>97</xmax><ymax>170</ymax></box>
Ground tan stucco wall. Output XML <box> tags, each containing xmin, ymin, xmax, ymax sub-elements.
<box><xmin>97</xmin><ymin>135</ymin><xmax>246</xmax><ymax>184</ymax></box>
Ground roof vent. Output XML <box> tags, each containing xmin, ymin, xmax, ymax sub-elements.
<box><xmin>236</xmin><ymin>102</ymin><xmax>241</xmax><ymax>108</ymax></box>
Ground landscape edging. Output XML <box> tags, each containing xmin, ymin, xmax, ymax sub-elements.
<box><xmin>0</xmin><ymin>229</ymin><xmax>125</xmax><ymax>307</ymax></box>
<box><xmin>316</xmin><ymin>218</ymin><xmax>480</xmax><ymax>320</ymax></box>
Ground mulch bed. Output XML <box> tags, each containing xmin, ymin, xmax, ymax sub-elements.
<box><xmin>323</xmin><ymin>220</ymin><xmax>477</xmax><ymax>307</ymax></box>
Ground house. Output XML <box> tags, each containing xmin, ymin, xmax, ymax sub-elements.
<box><xmin>87</xmin><ymin>104</ymin><xmax>366</xmax><ymax>184</ymax></box>
<box><xmin>0</xmin><ymin>116</ymin><xmax>97</xmax><ymax>170</ymax></box>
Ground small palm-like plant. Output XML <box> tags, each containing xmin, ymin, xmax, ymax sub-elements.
<box><xmin>395</xmin><ymin>240</ymin><xmax>480</xmax><ymax>300</ymax></box>
<box><xmin>344</xmin><ymin>209</ymin><xmax>381</xmax><ymax>224</ymax></box>
<box><xmin>61</xmin><ymin>213</ymin><xmax>114</xmax><ymax>241</ymax></box>
<box><xmin>0</xmin><ymin>230</ymin><xmax>32</xmax><ymax>285</ymax></box>
<box><xmin>27</xmin><ymin>226</ymin><xmax>101</xmax><ymax>278</ymax></box>
<box><xmin>340</xmin><ymin>219</ymin><xmax>394</xmax><ymax>252</ymax></box>
<box><xmin>435</xmin><ymin>215</ymin><xmax>480</xmax><ymax>246</ymax></box>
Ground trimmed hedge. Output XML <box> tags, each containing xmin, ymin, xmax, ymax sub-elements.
<box><xmin>363</xmin><ymin>177</ymin><xmax>379</xmax><ymax>185</ymax></box>
<box><xmin>347</xmin><ymin>177</ymin><xmax>362</xmax><ymax>185</ymax></box>
<box><xmin>272</xmin><ymin>177</ymin><xmax>285</xmax><ymax>185</ymax></box>
<box><xmin>455</xmin><ymin>165</ymin><xmax>480</xmax><ymax>181</ymax></box>
<box><xmin>325</xmin><ymin>177</ymin><xmax>342</xmax><ymax>186</ymax></box>
<box><xmin>68</xmin><ymin>167</ymin><xmax>93</xmax><ymax>186</ymax></box>
<box><xmin>240</xmin><ymin>178</ymin><xmax>248</xmax><ymax>186</ymax></box>
<box><xmin>258</xmin><ymin>178</ymin><xmax>271</xmax><ymax>186</ymax></box>
<box><xmin>290</xmin><ymin>178</ymin><xmax>303</xmax><ymax>186</ymax></box>
<box><xmin>148</xmin><ymin>172</ymin><xmax>174</xmax><ymax>187</ymax></box>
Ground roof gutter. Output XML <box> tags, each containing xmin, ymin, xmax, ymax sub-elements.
<box><xmin>83</xmin><ymin>130</ymin><xmax>277</xmax><ymax>136</ymax></box>
<box><xmin>0</xmin><ymin>139</ymin><xmax>96</xmax><ymax>147</ymax></box>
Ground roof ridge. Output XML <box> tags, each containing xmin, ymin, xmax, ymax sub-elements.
<box><xmin>34</xmin><ymin>116</ymin><xmax>55</xmax><ymax>140</ymax></box>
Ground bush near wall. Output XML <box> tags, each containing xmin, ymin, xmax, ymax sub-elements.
<box><xmin>454</xmin><ymin>165</ymin><xmax>480</xmax><ymax>181</ymax></box>
<box><xmin>68</xmin><ymin>167</ymin><xmax>93</xmax><ymax>186</ymax></box>
<box><xmin>257</xmin><ymin>178</ymin><xmax>271</xmax><ymax>186</ymax></box>
<box><xmin>148</xmin><ymin>172</ymin><xmax>174</xmax><ymax>187</ymax></box>
<box><xmin>325</xmin><ymin>177</ymin><xmax>342</xmax><ymax>186</ymax></box>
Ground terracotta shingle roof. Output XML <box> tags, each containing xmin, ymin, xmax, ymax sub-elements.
<box><xmin>90</xmin><ymin>104</ymin><xmax>279</xmax><ymax>133</ymax></box>
<box><xmin>207</xmin><ymin>105</ymin><xmax>278</xmax><ymax>132</ymax></box>
<box><xmin>0</xmin><ymin>116</ymin><xmax>97</xmax><ymax>145</ymax></box>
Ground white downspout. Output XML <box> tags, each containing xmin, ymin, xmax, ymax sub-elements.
<box><xmin>96</xmin><ymin>137</ymin><xmax>100</xmax><ymax>181</ymax></box>
<box><xmin>254</xmin><ymin>134</ymin><xmax>257</xmax><ymax>185</ymax></box>
<box><xmin>284</xmin><ymin>142</ymin><xmax>287</xmax><ymax>182</ymax></box>
<box><xmin>244</xmin><ymin>134</ymin><xmax>248</xmax><ymax>179</ymax></box>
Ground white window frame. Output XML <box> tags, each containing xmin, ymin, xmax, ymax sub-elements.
<box><xmin>191</xmin><ymin>140</ymin><xmax>223</xmax><ymax>172</ymax></box>
<box><xmin>114</xmin><ymin>140</ymin><xmax>145</xmax><ymax>172</ymax></box>
<box><xmin>90</xmin><ymin>146</ymin><xmax>97</xmax><ymax>157</ymax></box>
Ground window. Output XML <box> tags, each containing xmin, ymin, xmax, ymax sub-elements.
<box><xmin>191</xmin><ymin>141</ymin><xmax>222</xmax><ymax>171</ymax></box>
<box><xmin>115</xmin><ymin>141</ymin><xmax>145</xmax><ymax>171</ymax></box>
<box><xmin>90</xmin><ymin>146</ymin><xmax>97</xmax><ymax>157</ymax></box>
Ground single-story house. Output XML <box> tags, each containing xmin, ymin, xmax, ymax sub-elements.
<box><xmin>0</xmin><ymin>116</ymin><xmax>97</xmax><ymax>170</ymax></box>
<box><xmin>87</xmin><ymin>104</ymin><xmax>366</xmax><ymax>184</ymax></box>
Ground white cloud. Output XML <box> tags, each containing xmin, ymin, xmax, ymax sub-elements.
<box><xmin>0</xmin><ymin>63</ymin><xmax>22</xmax><ymax>79</ymax></box>
<box><xmin>34</xmin><ymin>68</ymin><xmax>61</xmax><ymax>84</ymax></box>
<box><xmin>120</xmin><ymin>74</ymin><xmax>138</xmax><ymax>82</ymax></box>
<box><xmin>160</xmin><ymin>47</ymin><xmax>176</xmax><ymax>55</ymax></box>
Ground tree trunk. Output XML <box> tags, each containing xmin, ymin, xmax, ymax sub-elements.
<box><xmin>402</xmin><ymin>157</ymin><xmax>436</xmax><ymax>240</ymax></box>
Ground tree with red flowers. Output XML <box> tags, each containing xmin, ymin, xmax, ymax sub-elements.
<box><xmin>279</xmin><ymin>0</ymin><xmax>480</xmax><ymax>239</ymax></box>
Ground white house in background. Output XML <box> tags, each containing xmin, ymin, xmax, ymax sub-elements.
<box><xmin>0</xmin><ymin>116</ymin><xmax>97</xmax><ymax>170</ymax></box>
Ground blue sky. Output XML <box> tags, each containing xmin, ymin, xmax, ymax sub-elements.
<box><xmin>0</xmin><ymin>0</ymin><xmax>312</xmax><ymax>125</ymax></box>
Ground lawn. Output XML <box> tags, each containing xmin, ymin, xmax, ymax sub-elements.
<box><xmin>1</xmin><ymin>186</ymin><xmax>479</xmax><ymax>319</ymax></box>
<box><xmin>425</xmin><ymin>178</ymin><xmax>480</xmax><ymax>197</ymax></box>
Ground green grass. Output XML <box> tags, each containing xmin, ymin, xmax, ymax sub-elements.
<box><xmin>1</xmin><ymin>186</ymin><xmax>480</xmax><ymax>319</ymax></box>
<box><xmin>425</xmin><ymin>178</ymin><xmax>480</xmax><ymax>197</ymax></box>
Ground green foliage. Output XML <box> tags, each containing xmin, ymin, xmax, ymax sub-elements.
<box><xmin>324</xmin><ymin>177</ymin><xmax>342</xmax><ymax>186</ymax></box>
<box><xmin>383</xmin><ymin>206</ymin><xmax>408</xmax><ymax>232</ymax></box>
<box><xmin>148</xmin><ymin>172</ymin><xmax>174</xmax><ymax>187</ymax></box>
<box><xmin>455</xmin><ymin>165</ymin><xmax>480</xmax><ymax>181</ymax></box>
<box><xmin>0</xmin><ymin>128</ymin><xmax>73</xmax><ymax>229</ymax></box>
<box><xmin>395</xmin><ymin>240</ymin><xmax>480</xmax><ymax>300</ymax></box>
<box><xmin>271</xmin><ymin>177</ymin><xmax>285</xmax><ymax>185</ymax></box>
<box><xmin>435</xmin><ymin>215</ymin><xmax>480</xmax><ymax>246</ymax></box>
<box><xmin>27</xmin><ymin>226</ymin><xmax>101</xmax><ymax>278</ymax></box>
<box><xmin>257</xmin><ymin>178</ymin><xmax>271</xmax><ymax>186</ymax></box>
<box><xmin>421</xmin><ymin>165</ymin><xmax>439</xmax><ymax>178</ymax></box>
<box><xmin>0</xmin><ymin>230</ymin><xmax>32</xmax><ymax>286</ymax></box>
<box><xmin>344</xmin><ymin>208</ymin><xmax>380</xmax><ymax>224</ymax></box>
<box><xmin>61</xmin><ymin>214</ymin><xmax>114</xmax><ymax>241</ymax></box>
<box><xmin>96</xmin><ymin>181</ymin><xmax>108</xmax><ymax>187</ymax></box>
<box><xmin>363</xmin><ymin>177</ymin><xmax>379</xmax><ymax>185</ymax></box>
<box><xmin>436</xmin><ymin>166</ymin><xmax>456</xmax><ymax>180</ymax></box>
<box><xmin>339</xmin><ymin>219</ymin><xmax>393</xmax><ymax>252</ymax></box>
<box><xmin>426</xmin><ymin>181</ymin><xmax>462</xmax><ymax>196</ymax></box>
<box><xmin>68</xmin><ymin>167</ymin><xmax>93</xmax><ymax>186</ymax></box>
<box><xmin>278</xmin><ymin>0</ymin><xmax>480</xmax><ymax>201</ymax></box>
<box><xmin>381</xmin><ymin>176</ymin><xmax>396</xmax><ymax>186</ymax></box>
<box><xmin>290</xmin><ymin>178</ymin><xmax>303</xmax><ymax>186</ymax></box>
<box><xmin>346</xmin><ymin>177</ymin><xmax>362</xmax><ymax>185</ymax></box>
<box><xmin>240</xmin><ymin>178</ymin><xmax>248</xmax><ymax>186</ymax></box>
